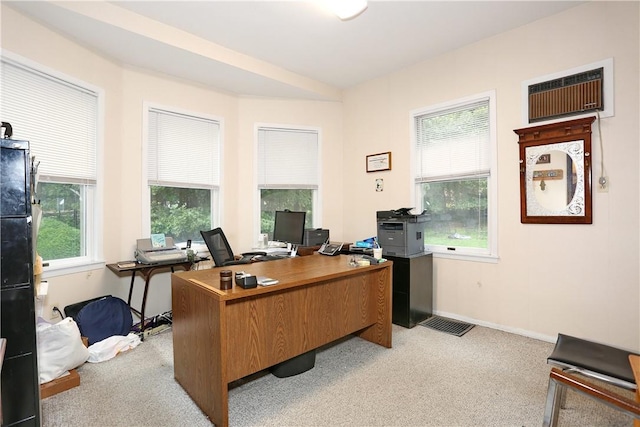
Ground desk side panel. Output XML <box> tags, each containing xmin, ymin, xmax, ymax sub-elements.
<box><xmin>355</xmin><ymin>264</ymin><xmax>392</xmax><ymax>347</ymax></box>
<box><xmin>172</xmin><ymin>275</ymin><xmax>228</xmax><ymax>427</ymax></box>
<box><xmin>224</xmin><ymin>267</ymin><xmax>389</xmax><ymax>381</ymax></box>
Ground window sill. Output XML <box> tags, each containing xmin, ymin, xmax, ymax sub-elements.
<box><xmin>430</xmin><ymin>251</ymin><xmax>499</xmax><ymax>264</ymax></box>
<box><xmin>42</xmin><ymin>260</ymin><xmax>106</xmax><ymax>279</ymax></box>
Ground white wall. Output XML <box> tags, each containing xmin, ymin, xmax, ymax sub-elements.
<box><xmin>341</xmin><ymin>1</ymin><xmax>640</xmax><ymax>350</ymax></box>
<box><xmin>2</xmin><ymin>2</ymin><xmax>638</xmax><ymax>350</ymax></box>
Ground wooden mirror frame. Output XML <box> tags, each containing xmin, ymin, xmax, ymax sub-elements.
<box><xmin>514</xmin><ymin>116</ymin><xmax>595</xmax><ymax>224</ymax></box>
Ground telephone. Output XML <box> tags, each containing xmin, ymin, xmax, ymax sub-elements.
<box><xmin>318</xmin><ymin>241</ymin><xmax>343</xmax><ymax>256</ymax></box>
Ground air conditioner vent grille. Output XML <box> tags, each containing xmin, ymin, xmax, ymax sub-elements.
<box><xmin>528</xmin><ymin>67</ymin><xmax>603</xmax><ymax>123</ymax></box>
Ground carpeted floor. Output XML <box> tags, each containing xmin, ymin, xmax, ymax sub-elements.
<box><xmin>41</xmin><ymin>324</ymin><xmax>634</xmax><ymax>426</ymax></box>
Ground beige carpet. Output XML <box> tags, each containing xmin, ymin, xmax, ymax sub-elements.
<box><xmin>41</xmin><ymin>324</ymin><xmax>634</xmax><ymax>426</ymax></box>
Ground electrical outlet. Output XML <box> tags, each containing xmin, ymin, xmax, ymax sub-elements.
<box><xmin>50</xmin><ymin>304</ymin><xmax>61</xmax><ymax>320</ymax></box>
<box><xmin>597</xmin><ymin>176</ymin><xmax>609</xmax><ymax>193</ymax></box>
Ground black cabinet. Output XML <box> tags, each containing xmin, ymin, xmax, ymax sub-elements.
<box><xmin>1</xmin><ymin>218</ymin><xmax>32</xmax><ymax>287</ymax></box>
<box><xmin>1</xmin><ymin>138</ymin><xmax>40</xmax><ymax>427</ymax></box>
<box><xmin>386</xmin><ymin>252</ymin><xmax>433</xmax><ymax>328</ymax></box>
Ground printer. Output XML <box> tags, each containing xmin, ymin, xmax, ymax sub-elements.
<box><xmin>303</xmin><ymin>228</ymin><xmax>329</xmax><ymax>246</ymax></box>
<box><xmin>377</xmin><ymin>208</ymin><xmax>431</xmax><ymax>257</ymax></box>
<box><xmin>135</xmin><ymin>235</ymin><xmax>187</xmax><ymax>264</ymax></box>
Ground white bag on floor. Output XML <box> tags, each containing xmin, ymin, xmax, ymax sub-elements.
<box><xmin>87</xmin><ymin>333</ymin><xmax>141</xmax><ymax>363</ymax></box>
<box><xmin>37</xmin><ymin>317</ymin><xmax>89</xmax><ymax>384</ymax></box>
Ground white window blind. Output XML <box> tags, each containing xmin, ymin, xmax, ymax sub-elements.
<box><xmin>257</xmin><ymin>127</ymin><xmax>318</xmax><ymax>188</ymax></box>
<box><xmin>415</xmin><ymin>99</ymin><xmax>490</xmax><ymax>182</ymax></box>
<box><xmin>1</xmin><ymin>58</ymin><xmax>98</xmax><ymax>183</ymax></box>
<box><xmin>147</xmin><ymin>108</ymin><xmax>220</xmax><ymax>188</ymax></box>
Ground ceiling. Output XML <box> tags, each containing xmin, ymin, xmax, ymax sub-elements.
<box><xmin>6</xmin><ymin>1</ymin><xmax>584</xmax><ymax>101</ymax></box>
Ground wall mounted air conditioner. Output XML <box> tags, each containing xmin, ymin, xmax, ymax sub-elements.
<box><xmin>521</xmin><ymin>58</ymin><xmax>614</xmax><ymax>125</ymax></box>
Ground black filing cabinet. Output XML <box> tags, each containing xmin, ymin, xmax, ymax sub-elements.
<box><xmin>1</xmin><ymin>138</ymin><xmax>40</xmax><ymax>426</ymax></box>
<box><xmin>386</xmin><ymin>252</ymin><xmax>433</xmax><ymax>328</ymax></box>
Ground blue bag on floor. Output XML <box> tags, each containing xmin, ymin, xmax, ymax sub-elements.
<box><xmin>75</xmin><ymin>296</ymin><xmax>133</xmax><ymax>345</ymax></box>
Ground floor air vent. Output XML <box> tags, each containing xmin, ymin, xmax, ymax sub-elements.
<box><xmin>419</xmin><ymin>316</ymin><xmax>475</xmax><ymax>337</ymax></box>
<box><xmin>528</xmin><ymin>67</ymin><xmax>603</xmax><ymax>123</ymax></box>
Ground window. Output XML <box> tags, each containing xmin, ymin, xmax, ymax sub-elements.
<box><xmin>412</xmin><ymin>92</ymin><xmax>497</xmax><ymax>260</ymax></box>
<box><xmin>145</xmin><ymin>106</ymin><xmax>220</xmax><ymax>243</ymax></box>
<box><xmin>1</xmin><ymin>53</ymin><xmax>102</xmax><ymax>273</ymax></box>
<box><xmin>257</xmin><ymin>126</ymin><xmax>319</xmax><ymax>238</ymax></box>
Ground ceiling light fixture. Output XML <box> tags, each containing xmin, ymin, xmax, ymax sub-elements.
<box><xmin>323</xmin><ymin>0</ymin><xmax>368</xmax><ymax>21</ymax></box>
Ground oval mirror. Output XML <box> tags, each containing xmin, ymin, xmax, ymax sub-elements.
<box><xmin>527</xmin><ymin>147</ymin><xmax>582</xmax><ymax>214</ymax></box>
<box><xmin>514</xmin><ymin>117</ymin><xmax>595</xmax><ymax>224</ymax></box>
<box><xmin>530</xmin><ymin>150</ymin><xmax>573</xmax><ymax>212</ymax></box>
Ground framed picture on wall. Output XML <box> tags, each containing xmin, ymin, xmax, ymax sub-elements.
<box><xmin>366</xmin><ymin>152</ymin><xmax>392</xmax><ymax>172</ymax></box>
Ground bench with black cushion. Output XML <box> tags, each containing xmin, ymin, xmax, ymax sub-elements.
<box><xmin>544</xmin><ymin>333</ymin><xmax>640</xmax><ymax>426</ymax></box>
<box><xmin>547</xmin><ymin>333</ymin><xmax>639</xmax><ymax>390</ymax></box>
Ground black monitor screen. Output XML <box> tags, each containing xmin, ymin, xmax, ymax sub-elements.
<box><xmin>273</xmin><ymin>210</ymin><xmax>306</xmax><ymax>245</ymax></box>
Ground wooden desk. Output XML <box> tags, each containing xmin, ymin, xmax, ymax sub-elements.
<box><xmin>106</xmin><ymin>260</ymin><xmax>194</xmax><ymax>339</ymax></box>
<box><xmin>631</xmin><ymin>354</ymin><xmax>640</xmax><ymax>427</ymax></box>
<box><xmin>171</xmin><ymin>255</ymin><xmax>393</xmax><ymax>427</ymax></box>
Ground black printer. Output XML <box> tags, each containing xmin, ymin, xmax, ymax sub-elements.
<box><xmin>376</xmin><ymin>208</ymin><xmax>431</xmax><ymax>257</ymax></box>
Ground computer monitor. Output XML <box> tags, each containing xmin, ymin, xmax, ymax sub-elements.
<box><xmin>273</xmin><ymin>210</ymin><xmax>306</xmax><ymax>245</ymax></box>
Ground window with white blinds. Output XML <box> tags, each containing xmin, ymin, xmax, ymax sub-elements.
<box><xmin>256</xmin><ymin>126</ymin><xmax>320</xmax><ymax>237</ymax></box>
<box><xmin>1</xmin><ymin>54</ymin><xmax>101</xmax><ymax>271</ymax></box>
<box><xmin>257</xmin><ymin>127</ymin><xmax>318</xmax><ymax>189</ymax></box>
<box><xmin>145</xmin><ymin>107</ymin><xmax>220</xmax><ymax>243</ymax></box>
<box><xmin>412</xmin><ymin>92</ymin><xmax>497</xmax><ymax>260</ymax></box>
<box><xmin>147</xmin><ymin>108</ymin><xmax>220</xmax><ymax>188</ymax></box>
<box><xmin>414</xmin><ymin>99</ymin><xmax>490</xmax><ymax>183</ymax></box>
<box><xmin>1</xmin><ymin>57</ymin><xmax>98</xmax><ymax>183</ymax></box>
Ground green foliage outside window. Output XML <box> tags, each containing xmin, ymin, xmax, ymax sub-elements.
<box><xmin>37</xmin><ymin>219</ymin><xmax>81</xmax><ymax>260</ymax></box>
<box><xmin>150</xmin><ymin>186</ymin><xmax>211</xmax><ymax>242</ymax></box>
<box><xmin>420</xmin><ymin>178</ymin><xmax>488</xmax><ymax>249</ymax></box>
<box><xmin>35</xmin><ymin>182</ymin><xmax>82</xmax><ymax>261</ymax></box>
<box><xmin>260</xmin><ymin>189</ymin><xmax>313</xmax><ymax>238</ymax></box>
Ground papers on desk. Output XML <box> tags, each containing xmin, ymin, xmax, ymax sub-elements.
<box><xmin>267</xmin><ymin>240</ymin><xmax>288</xmax><ymax>248</ymax></box>
<box><xmin>257</xmin><ymin>276</ymin><xmax>279</xmax><ymax>286</ymax></box>
<box><xmin>117</xmin><ymin>261</ymin><xmax>137</xmax><ymax>269</ymax></box>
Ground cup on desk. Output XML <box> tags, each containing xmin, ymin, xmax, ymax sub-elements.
<box><xmin>258</xmin><ymin>233</ymin><xmax>268</xmax><ymax>249</ymax></box>
<box><xmin>373</xmin><ymin>247</ymin><xmax>383</xmax><ymax>259</ymax></box>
